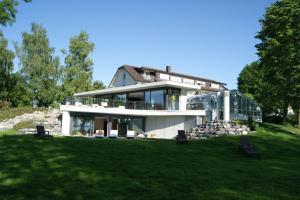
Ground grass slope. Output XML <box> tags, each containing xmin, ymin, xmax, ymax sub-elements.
<box><xmin>0</xmin><ymin>126</ymin><xmax>299</xmax><ymax>200</ymax></box>
<box><xmin>0</xmin><ymin>107</ymin><xmax>47</xmax><ymax>122</ymax></box>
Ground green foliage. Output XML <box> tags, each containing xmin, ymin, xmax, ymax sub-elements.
<box><xmin>15</xmin><ymin>23</ymin><xmax>61</xmax><ymax>107</ymax></box>
<box><xmin>0</xmin><ymin>100</ymin><xmax>11</xmax><ymax>110</ymax></box>
<box><xmin>255</xmin><ymin>0</ymin><xmax>300</xmax><ymax>120</ymax></box>
<box><xmin>239</xmin><ymin>0</ymin><xmax>300</xmax><ymax>124</ymax></box>
<box><xmin>13</xmin><ymin>120</ymin><xmax>35</xmax><ymax>130</ymax></box>
<box><xmin>0</xmin><ymin>31</ymin><xmax>14</xmax><ymax>102</ymax></box>
<box><xmin>62</xmin><ymin>31</ymin><xmax>95</xmax><ymax>98</ymax></box>
<box><xmin>0</xmin><ymin>107</ymin><xmax>46</xmax><ymax>122</ymax></box>
<box><xmin>247</xmin><ymin>116</ymin><xmax>257</xmax><ymax>131</ymax></box>
<box><xmin>8</xmin><ymin>72</ymin><xmax>31</xmax><ymax>107</ymax></box>
<box><xmin>0</xmin><ymin>0</ymin><xmax>31</xmax><ymax>27</ymax></box>
<box><xmin>92</xmin><ymin>80</ymin><xmax>105</xmax><ymax>90</ymax></box>
<box><xmin>0</xmin><ymin>126</ymin><xmax>300</xmax><ymax>199</ymax></box>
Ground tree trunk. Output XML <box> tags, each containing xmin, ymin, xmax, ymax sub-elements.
<box><xmin>298</xmin><ymin>107</ymin><xmax>300</xmax><ymax>126</ymax></box>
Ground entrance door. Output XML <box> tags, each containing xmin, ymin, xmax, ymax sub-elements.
<box><xmin>118</xmin><ymin>119</ymin><xmax>127</xmax><ymax>137</ymax></box>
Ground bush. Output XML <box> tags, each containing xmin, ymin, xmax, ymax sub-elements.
<box><xmin>247</xmin><ymin>116</ymin><xmax>257</xmax><ymax>131</ymax></box>
<box><xmin>0</xmin><ymin>101</ymin><xmax>12</xmax><ymax>110</ymax></box>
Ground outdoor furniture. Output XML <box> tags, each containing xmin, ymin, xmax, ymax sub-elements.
<box><xmin>239</xmin><ymin>137</ymin><xmax>258</xmax><ymax>157</ymax></box>
<box><xmin>109</xmin><ymin>130</ymin><xmax>118</xmax><ymax>138</ymax></box>
<box><xmin>34</xmin><ymin>125</ymin><xmax>53</xmax><ymax>140</ymax></box>
<box><xmin>127</xmin><ymin>130</ymin><xmax>135</xmax><ymax>139</ymax></box>
<box><xmin>101</xmin><ymin>102</ymin><xmax>108</xmax><ymax>107</ymax></box>
<box><xmin>95</xmin><ymin>130</ymin><xmax>104</xmax><ymax>138</ymax></box>
<box><xmin>176</xmin><ymin>130</ymin><xmax>188</xmax><ymax>144</ymax></box>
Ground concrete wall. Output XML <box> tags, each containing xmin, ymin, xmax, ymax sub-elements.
<box><xmin>146</xmin><ymin>116</ymin><xmax>195</xmax><ymax>139</ymax></box>
<box><xmin>110</xmin><ymin>68</ymin><xmax>136</xmax><ymax>87</ymax></box>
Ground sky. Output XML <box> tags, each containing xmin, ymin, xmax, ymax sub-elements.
<box><xmin>3</xmin><ymin>0</ymin><xmax>275</xmax><ymax>89</ymax></box>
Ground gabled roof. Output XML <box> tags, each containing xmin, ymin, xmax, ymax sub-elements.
<box><xmin>113</xmin><ymin>64</ymin><xmax>226</xmax><ymax>85</ymax></box>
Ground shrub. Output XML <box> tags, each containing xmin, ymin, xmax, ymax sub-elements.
<box><xmin>247</xmin><ymin>116</ymin><xmax>257</xmax><ymax>131</ymax></box>
<box><xmin>0</xmin><ymin>101</ymin><xmax>12</xmax><ymax>110</ymax></box>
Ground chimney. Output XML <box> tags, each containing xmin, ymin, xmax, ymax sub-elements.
<box><xmin>166</xmin><ymin>65</ymin><xmax>172</xmax><ymax>73</ymax></box>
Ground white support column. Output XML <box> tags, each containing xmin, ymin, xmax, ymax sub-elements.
<box><xmin>216</xmin><ymin>92</ymin><xmax>221</xmax><ymax>121</ymax></box>
<box><xmin>62</xmin><ymin>111</ymin><xmax>71</xmax><ymax>136</ymax></box>
<box><xmin>179</xmin><ymin>89</ymin><xmax>187</xmax><ymax>110</ymax></box>
<box><xmin>107</xmin><ymin>121</ymin><xmax>112</xmax><ymax>136</ymax></box>
<box><xmin>223</xmin><ymin>90</ymin><xmax>230</xmax><ymax>122</ymax></box>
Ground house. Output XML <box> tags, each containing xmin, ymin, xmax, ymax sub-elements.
<box><xmin>60</xmin><ymin>65</ymin><xmax>231</xmax><ymax>139</ymax></box>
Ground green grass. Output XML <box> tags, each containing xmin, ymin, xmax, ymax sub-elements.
<box><xmin>0</xmin><ymin>125</ymin><xmax>300</xmax><ymax>200</ymax></box>
<box><xmin>0</xmin><ymin>107</ymin><xmax>47</xmax><ymax>122</ymax></box>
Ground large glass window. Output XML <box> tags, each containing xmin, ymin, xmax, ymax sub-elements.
<box><xmin>150</xmin><ymin>89</ymin><xmax>165</xmax><ymax>110</ymax></box>
<box><xmin>167</xmin><ymin>88</ymin><xmax>180</xmax><ymax>110</ymax></box>
<box><xmin>72</xmin><ymin>116</ymin><xmax>93</xmax><ymax>136</ymax></box>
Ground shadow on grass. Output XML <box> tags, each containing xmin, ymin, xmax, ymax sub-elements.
<box><xmin>261</xmin><ymin>123</ymin><xmax>300</xmax><ymax>138</ymax></box>
<box><xmin>0</xmin><ymin>131</ymin><xmax>299</xmax><ymax>200</ymax></box>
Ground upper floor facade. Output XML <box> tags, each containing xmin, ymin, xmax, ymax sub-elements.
<box><xmin>61</xmin><ymin>65</ymin><xmax>227</xmax><ymax>114</ymax></box>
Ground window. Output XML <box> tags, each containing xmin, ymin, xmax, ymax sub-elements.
<box><xmin>205</xmin><ymin>82</ymin><xmax>212</xmax><ymax>87</ymax></box>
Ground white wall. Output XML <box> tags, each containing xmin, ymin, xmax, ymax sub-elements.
<box><xmin>159</xmin><ymin>73</ymin><xmax>170</xmax><ymax>80</ymax></box>
<box><xmin>145</xmin><ymin>116</ymin><xmax>186</xmax><ymax>139</ymax></box>
<box><xmin>110</xmin><ymin>69</ymin><xmax>136</xmax><ymax>87</ymax></box>
<box><xmin>62</xmin><ymin>111</ymin><xmax>71</xmax><ymax>136</ymax></box>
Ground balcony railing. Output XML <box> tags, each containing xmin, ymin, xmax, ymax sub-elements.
<box><xmin>62</xmin><ymin>97</ymin><xmax>166</xmax><ymax>110</ymax></box>
<box><xmin>62</xmin><ymin>96</ymin><xmax>205</xmax><ymax>111</ymax></box>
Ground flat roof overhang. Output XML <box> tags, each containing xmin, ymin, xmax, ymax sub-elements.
<box><xmin>60</xmin><ymin>105</ymin><xmax>206</xmax><ymax>116</ymax></box>
<box><xmin>74</xmin><ymin>81</ymin><xmax>201</xmax><ymax>97</ymax></box>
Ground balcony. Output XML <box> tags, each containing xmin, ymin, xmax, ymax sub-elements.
<box><xmin>61</xmin><ymin>96</ymin><xmax>204</xmax><ymax>111</ymax></box>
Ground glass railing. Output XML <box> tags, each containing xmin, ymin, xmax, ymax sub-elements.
<box><xmin>61</xmin><ymin>96</ymin><xmax>205</xmax><ymax>111</ymax></box>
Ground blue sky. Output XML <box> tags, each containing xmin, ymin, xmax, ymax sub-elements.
<box><xmin>3</xmin><ymin>0</ymin><xmax>274</xmax><ymax>88</ymax></box>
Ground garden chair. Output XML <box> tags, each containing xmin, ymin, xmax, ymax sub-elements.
<box><xmin>176</xmin><ymin>130</ymin><xmax>188</xmax><ymax>144</ymax></box>
<box><xmin>34</xmin><ymin>125</ymin><xmax>53</xmax><ymax>140</ymax></box>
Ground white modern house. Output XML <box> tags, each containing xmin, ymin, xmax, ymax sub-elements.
<box><xmin>60</xmin><ymin>65</ymin><xmax>232</xmax><ymax>139</ymax></box>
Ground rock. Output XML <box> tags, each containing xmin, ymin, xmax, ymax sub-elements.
<box><xmin>242</xmin><ymin>130</ymin><xmax>248</xmax><ymax>135</ymax></box>
<box><xmin>0</xmin><ymin>108</ymin><xmax>62</xmax><ymax>135</ymax></box>
<box><xmin>136</xmin><ymin>134</ymin><xmax>145</xmax><ymax>138</ymax></box>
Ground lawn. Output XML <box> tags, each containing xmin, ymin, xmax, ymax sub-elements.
<box><xmin>0</xmin><ymin>126</ymin><xmax>299</xmax><ymax>200</ymax></box>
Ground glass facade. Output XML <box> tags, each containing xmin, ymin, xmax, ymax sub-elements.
<box><xmin>187</xmin><ymin>90</ymin><xmax>262</xmax><ymax>122</ymax></box>
<box><xmin>71</xmin><ymin>116</ymin><xmax>93</xmax><ymax>136</ymax></box>
<box><xmin>71</xmin><ymin>114</ymin><xmax>145</xmax><ymax>137</ymax></box>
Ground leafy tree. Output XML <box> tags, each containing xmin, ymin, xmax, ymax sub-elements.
<box><xmin>0</xmin><ymin>31</ymin><xmax>14</xmax><ymax>102</ymax></box>
<box><xmin>92</xmin><ymin>80</ymin><xmax>105</xmax><ymax>90</ymax></box>
<box><xmin>0</xmin><ymin>0</ymin><xmax>31</xmax><ymax>27</ymax></box>
<box><xmin>238</xmin><ymin>61</ymin><xmax>263</xmax><ymax>101</ymax></box>
<box><xmin>15</xmin><ymin>23</ymin><xmax>61</xmax><ymax>107</ymax></box>
<box><xmin>62</xmin><ymin>31</ymin><xmax>95</xmax><ymax>98</ymax></box>
<box><xmin>255</xmin><ymin>0</ymin><xmax>300</xmax><ymax>123</ymax></box>
<box><xmin>8</xmin><ymin>72</ymin><xmax>31</xmax><ymax>107</ymax></box>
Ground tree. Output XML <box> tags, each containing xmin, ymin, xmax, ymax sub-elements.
<box><xmin>0</xmin><ymin>31</ymin><xmax>14</xmax><ymax>102</ymax></box>
<box><xmin>15</xmin><ymin>23</ymin><xmax>61</xmax><ymax>107</ymax></box>
<box><xmin>92</xmin><ymin>80</ymin><xmax>105</xmax><ymax>90</ymax></box>
<box><xmin>8</xmin><ymin>72</ymin><xmax>31</xmax><ymax>107</ymax></box>
<box><xmin>0</xmin><ymin>0</ymin><xmax>31</xmax><ymax>27</ymax></box>
<box><xmin>238</xmin><ymin>61</ymin><xmax>263</xmax><ymax>101</ymax></box>
<box><xmin>255</xmin><ymin>0</ymin><xmax>300</xmax><ymax>123</ymax></box>
<box><xmin>62</xmin><ymin>31</ymin><xmax>95</xmax><ymax>98</ymax></box>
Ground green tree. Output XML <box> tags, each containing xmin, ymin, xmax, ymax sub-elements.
<box><xmin>15</xmin><ymin>23</ymin><xmax>61</xmax><ymax>107</ymax></box>
<box><xmin>238</xmin><ymin>61</ymin><xmax>263</xmax><ymax>101</ymax></box>
<box><xmin>8</xmin><ymin>72</ymin><xmax>31</xmax><ymax>107</ymax></box>
<box><xmin>0</xmin><ymin>31</ymin><xmax>14</xmax><ymax>102</ymax></box>
<box><xmin>0</xmin><ymin>0</ymin><xmax>31</xmax><ymax>27</ymax></box>
<box><xmin>62</xmin><ymin>31</ymin><xmax>95</xmax><ymax>98</ymax></box>
<box><xmin>255</xmin><ymin>0</ymin><xmax>300</xmax><ymax>123</ymax></box>
<box><xmin>92</xmin><ymin>80</ymin><xmax>105</xmax><ymax>90</ymax></box>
